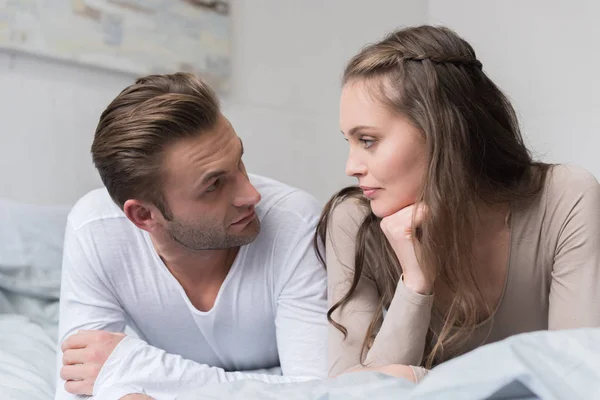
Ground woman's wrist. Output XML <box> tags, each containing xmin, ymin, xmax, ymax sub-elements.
<box><xmin>402</xmin><ymin>273</ymin><xmax>434</xmax><ymax>295</ymax></box>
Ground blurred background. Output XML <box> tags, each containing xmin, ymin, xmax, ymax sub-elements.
<box><xmin>1</xmin><ymin>0</ymin><xmax>599</xmax><ymax>205</ymax></box>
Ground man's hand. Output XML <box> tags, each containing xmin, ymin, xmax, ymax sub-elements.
<box><xmin>61</xmin><ymin>330</ymin><xmax>126</xmax><ymax>395</ymax></box>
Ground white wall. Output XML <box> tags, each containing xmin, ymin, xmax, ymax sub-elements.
<box><xmin>428</xmin><ymin>0</ymin><xmax>600</xmax><ymax>178</ymax></box>
<box><xmin>0</xmin><ymin>53</ymin><xmax>132</xmax><ymax>205</ymax></box>
<box><xmin>3</xmin><ymin>1</ymin><xmax>598</xmax><ymax>206</ymax></box>
<box><xmin>0</xmin><ymin>0</ymin><xmax>426</xmax><ymax>205</ymax></box>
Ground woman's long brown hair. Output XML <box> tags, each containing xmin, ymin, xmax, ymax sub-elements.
<box><xmin>315</xmin><ymin>25</ymin><xmax>549</xmax><ymax>368</ymax></box>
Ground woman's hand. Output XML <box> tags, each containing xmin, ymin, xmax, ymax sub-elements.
<box><xmin>344</xmin><ymin>364</ymin><xmax>416</xmax><ymax>382</ymax></box>
<box><xmin>380</xmin><ymin>204</ymin><xmax>435</xmax><ymax>294</ymax></box>
<box><xmin>377</xmin><ymin>364</ymin><xmax>417</xmax><ymax>382</ymax></box>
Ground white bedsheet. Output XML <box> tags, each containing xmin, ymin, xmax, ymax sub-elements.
<box><xmin>0</xmin><ymin>199</ymin><xmax>70</xmax><ymax>400</ymax></box>
<box><xmin>0</xmin><ymin>315</ymin><xmax>57</xmax><ymax>400</ymax></box>
<box><xmin>177</xmin><ymin>328</ymin><xmax>600</xmax><ymax>400</ymax></box>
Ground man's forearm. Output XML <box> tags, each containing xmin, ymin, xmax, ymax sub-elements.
<box><xmin>95</xmin><ymin>336</ymin><xmax>316</xmax><ymax>399</ymax></box>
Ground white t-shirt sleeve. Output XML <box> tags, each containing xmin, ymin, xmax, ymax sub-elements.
<box><xmin>93</xmin><ymin>336</ymin><xmax>316</xmax><ymax>400</ymax></box>
<box><xmin>55</xmin><ymin>219</ymin><xmax>133</xmax><ymax>400</ymax></box>
<box><xmin>271</xmin><ymin>191</ymin><xmax>329</xmax><ymax>378</ymax></box>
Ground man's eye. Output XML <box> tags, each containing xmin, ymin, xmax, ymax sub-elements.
<box><xmin>206</xmin><ymin>179</ymin><xmax>220</xmax><ymax>193</ymax></box>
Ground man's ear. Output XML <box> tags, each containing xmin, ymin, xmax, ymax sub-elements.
<box><xmin>123</xmin><ymin>199</ymin><xmax>164</xmax><ymax>232</ymax></box>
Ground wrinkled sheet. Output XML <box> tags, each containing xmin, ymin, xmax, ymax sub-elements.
<box><xmin>0</xmin><ymin>315</ymin><xmax>57</xmax><ymax>400</ymax></box>
<box><xmin>0</xmin><ymin>199</ymin><xmax>70</xmax><ymax>400</ymax></box>
<box><xmin>177</xmin><ymin>328</ymin><xmax>600</xmax><ymax>400</ymax></box>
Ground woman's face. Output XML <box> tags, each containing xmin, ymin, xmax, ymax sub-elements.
<box><xmin>340</xmin><ymin>80</ymin><xmax>427</xmax><ymax>218</ymax></box>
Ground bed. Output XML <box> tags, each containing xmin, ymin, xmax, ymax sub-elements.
<box><xmin>1</xmin><ymin>198</ymin><xmax>599</xmax><ymax>400</ymax></box>
<box><xmin>0</xmin><ymin>199</ymin><xmax>70</xmax><ymax>400</ymax></box>
<box><xmin>178</xmin><ymin>327</ymin><xmax>600</xmax><ymax>400</ymax></box>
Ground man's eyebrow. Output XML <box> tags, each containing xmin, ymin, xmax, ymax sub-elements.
<box><xmin>197</xmin><ymin>138</ymin><xmax>244</xmax><ymax>189</ymax></box>
<box><xmin>199</xmin><ymin>169</ymin><xmax>227</xmax><ymax>186</ymax></box>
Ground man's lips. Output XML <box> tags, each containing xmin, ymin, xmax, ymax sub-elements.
<box><xmin>231</xmin><ymin>210</ymin><xmax>256</xmax><ymax>225</ymax></box>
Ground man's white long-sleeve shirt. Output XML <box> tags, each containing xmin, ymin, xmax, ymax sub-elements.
<box><xmin>55</xmin><ymin>175</ymin><xmax>328</xmax><ymax>400</ymax></box>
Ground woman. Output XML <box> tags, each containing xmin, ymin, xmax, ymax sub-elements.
<box><xmin>316</xmin><ymin>25</ymin><xmax>600</xmax><ymax>382</ymax></box>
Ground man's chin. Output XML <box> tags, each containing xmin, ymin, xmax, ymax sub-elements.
<box><xmin>231</xmin><ymin>218</ymin><xmax>261</xmax><ymax>246</ymax></box>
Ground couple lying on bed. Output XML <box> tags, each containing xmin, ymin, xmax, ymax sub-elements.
<box><xmin>55</xmin><ymin>26</ymin><xmax>600</xmax><ymax>400</ymax></box>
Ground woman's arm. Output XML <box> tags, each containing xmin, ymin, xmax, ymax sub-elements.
<box><xmin>548</xmin><ymin>170</ymin><xmax>600</xmax><ymax>328</ymax></box>
<box><xmin>326</xmin><ymin>199</ymin><xmax>434</xmax><ymax>377</ymax></box>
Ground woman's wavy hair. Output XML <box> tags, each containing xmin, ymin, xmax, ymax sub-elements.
<box><xmin>315</xmin><ymin>25</ymin><xmax>549</xmax><ymax>368</ymax></box>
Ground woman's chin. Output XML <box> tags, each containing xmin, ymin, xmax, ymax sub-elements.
<box><xmin>370</xmin><ymin>198</ymin><xmax>414</xmax><ymax>218</ymax></box>
<box><xmin>369</xmin><ymin>200</ymin><xmax>395</xmax><ymax>218</ymax></box>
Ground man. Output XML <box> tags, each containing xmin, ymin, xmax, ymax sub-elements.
<box><xmin>55</xmin><ymin>73</ymin><xmax>327</xmax><ymax>400</ymax></box>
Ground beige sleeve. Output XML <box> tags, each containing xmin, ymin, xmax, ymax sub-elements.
<box><xmin>409</xmin><ymin>365</ymin><xmax>430</xmax><ymax>383</ymax></box>
<box><xmin>548</xmin><ymin>168</ymin><xmax>600</xmax><ymax>328</ymax></box>
<box><xmin>326</xmin><ymin>199</ymin><xmax>434</xmax><ymax>377</ymax></box>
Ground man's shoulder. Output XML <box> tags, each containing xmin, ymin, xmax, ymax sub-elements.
<box><xmin>250</xmin><ymin>174</ymin><xmax>322</xmax><ymax>225</ymax></box>
<box><xmin>64</xmin><ymin>189</ymin><xmax>150</xmax><ymax>277</ymax></box>
<box><xmin>67</xmin><ymin>187</ymin><xmax>128</xmax><ymax>231</ymax></box>
<box><xmin>242</xmin><ymin>175</ymin><xmax>326</xmax><ymax>288</ymax></box>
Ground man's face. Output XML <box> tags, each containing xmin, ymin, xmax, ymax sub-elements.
<box><xmin>158</xmin><ymin>114</ymin><xmax>262</xmax><ymax>251</ymax></box>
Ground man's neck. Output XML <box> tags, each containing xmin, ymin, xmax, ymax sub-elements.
<box><xmin>150</xmin><ymin>234</ymin><xmax>239</xmax><ymax>287</ymax></box>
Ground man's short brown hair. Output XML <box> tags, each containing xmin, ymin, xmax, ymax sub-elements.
<box><xmin>91</xmin><ymin>73</ymin><xmax>220</xmax><ymax>217</ymax></box>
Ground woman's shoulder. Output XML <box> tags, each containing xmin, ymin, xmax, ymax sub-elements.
<box><xmin>547</xmin><ymin>164</ymin><xmax>599</xmax><ymax>190</ymax></box>
<box><xmin>328</xmin><ymin>194</ymin><xmax>371</xmax><ymax>234</ymax></box>
<box><xmin>544</xmin><ymin>164</ymin><xmax>600</xmax><ymax>205</ymax></box>
<box><xmin>514</xmin><ymin>164</ymin><xmax>599</xmax><ymax>234</ymax></box>
<box><xmin>521</xmin><ymin>164</ymin><xmax>600</xmax><ymax>232</ymax></box>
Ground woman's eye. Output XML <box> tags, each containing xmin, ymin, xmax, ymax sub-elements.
<box><xmin>360</xmin><ymin>138</ymin><xmax>375</xmax><ymax>149</ymax></box>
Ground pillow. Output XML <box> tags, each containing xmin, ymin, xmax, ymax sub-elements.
<box><xmin>0</xmin><ymin>199</ymin><xmax>71</xmax><ymax>301</ymax></box>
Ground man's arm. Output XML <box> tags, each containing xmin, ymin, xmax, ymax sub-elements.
<box><xmin>272</xmin><ymin>193</ymin><xmax>329</xmax><ymax>378</ymax></box>
<box><xmin>57</xmin><ymin>220</ymin><xmax>319</xmax><ymax>400</ymax></box>
<box><xmin>55</xmin><ymin>219</ymin><xmax>134</xmax><ymax>400</ymax></box>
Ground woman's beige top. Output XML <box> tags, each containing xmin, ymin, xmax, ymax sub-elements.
<box><xmin>326</xmin><ymin>165</ymin><xmax>600</xmax><ymax>380</ymax></box>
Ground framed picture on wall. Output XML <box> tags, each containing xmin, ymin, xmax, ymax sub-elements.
<box><xmin>0</xmin><ymin>0</ymin><xmax>231</xmax><ymax>92</ymax></box>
